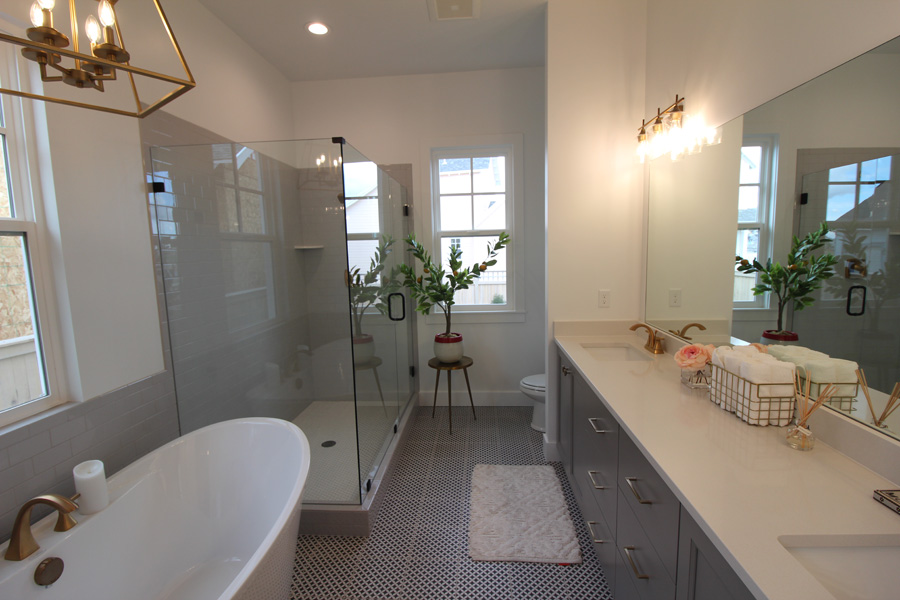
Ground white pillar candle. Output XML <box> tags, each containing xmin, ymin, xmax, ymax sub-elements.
<box><xmin>73</xmin><ymin>460</ymin><xmax>109</xmax><ymax>514</ymax></box>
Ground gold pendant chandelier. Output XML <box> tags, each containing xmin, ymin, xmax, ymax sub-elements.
<box><xmin>0</xmin><ymin>0</ymin><xmax>194</xmax><ymax>118</ymax></box>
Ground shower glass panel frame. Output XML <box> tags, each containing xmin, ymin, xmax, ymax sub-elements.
<box><xmin>148</xmin><ymin>137</ymin><xmax>416</xmax><ymax>505</ymax></box>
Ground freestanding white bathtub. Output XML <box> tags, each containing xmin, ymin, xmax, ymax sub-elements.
<box><xmin>0</xmin><ymin>418</ymin><xmax>311</xmax><ymax>600</ymax></box>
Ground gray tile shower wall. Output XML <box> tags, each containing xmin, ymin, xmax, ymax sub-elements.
<box><xmin>0</xmin><ymin>372</ymin><xmax>178</xmax><ymax>543</ymax></box>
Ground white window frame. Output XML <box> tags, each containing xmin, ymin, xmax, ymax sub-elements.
<box><xmin>0</xmin><ymin>40</ymin><xmax>65</xmax><ymax>427</ymax></box>
<box><xmin>735</xmin><ymin>135</ymin><xmax>777</xmax><ymax>310</ymax></box>
<box><xmin>420</xmin><ymin>133</ymin><xmax>525</xmax><ymax>324</ymax></box>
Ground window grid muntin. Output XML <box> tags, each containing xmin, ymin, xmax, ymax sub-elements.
<box><xmin>735</xmin><ymin>138</ymin><xmax>776</xmax><ymax>308</ymax></box>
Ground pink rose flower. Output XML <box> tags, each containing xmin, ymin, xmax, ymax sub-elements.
<box><xmin>673</xmin><ymin>343</ymin><xmax>714</xmax><ymax>370</ymax></box>
<box><xmin>748</xmin><ymin>342</ymin><xmax>769</xmax><ymax>353</ymax></box>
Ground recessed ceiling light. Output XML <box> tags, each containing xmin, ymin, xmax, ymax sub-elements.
<box><xmin>307</xmin><ymin>22</ymin><xmax>328</xmax><ymax>35</ymax></box>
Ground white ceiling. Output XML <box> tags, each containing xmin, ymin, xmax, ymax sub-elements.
<box><xmin>198</xmin><ymin>0</ymin><xmax>548</xmax><ymax>82</ymax></box>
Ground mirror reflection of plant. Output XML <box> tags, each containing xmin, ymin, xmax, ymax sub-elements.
<box><xmin>400</xmin><ymin>232</ymin><xmax>510</xmax><ymax>336</ymax></box>
<box><xmin>735</xmin><ymin>221</ymin><xmax>838</xmax><ymax>333</ymax></box>
<box><xmin>349</xmin><ymin>235</ymin><xmax>401</xmax><ymax>337</ymax></box>
<box><xmin>824</xmin><ymin>224</ymin><xmax>868</xmax><ymax>298</ymax></box>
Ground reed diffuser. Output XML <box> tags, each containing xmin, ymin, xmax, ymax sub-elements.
<box><xmin>857</xmin><ymin>369</ymin><xmax>900</xmax><ymax>429</ymax></box>
<box><xmin>787</xmin><ymin>373</ymin><xmax>836</xmax><ymax>451</ymax></box>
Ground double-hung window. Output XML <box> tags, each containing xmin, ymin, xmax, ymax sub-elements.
<box><xmin>0</xmin><ymin>48</ymin><xmax>62</xmax><ymax>426</ymax></box>
<box><xmin>735</xmin><ymin>136</ymin><xmax>776</xmax><ymax>308</ymax></box>
<box><xmin>430</xmin><ymin>140</ymin><xmax>521</xmax><ymax>315</ymax></box>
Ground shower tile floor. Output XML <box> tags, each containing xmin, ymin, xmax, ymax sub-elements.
<box><xmin>291</xmin><ymin>406</ymin><xmax>613</xmax><ymax>600</ymax></box>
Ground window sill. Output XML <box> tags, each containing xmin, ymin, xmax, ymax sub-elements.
<box><xmin>424</xmin><ymin>310</ymin><xmax>526</xmax><ymax>326</ymax></box>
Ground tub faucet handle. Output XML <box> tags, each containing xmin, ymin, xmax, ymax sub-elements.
<box><xmin>4</xmin><ymin>494</ymin><xmax>78</xmax><ymax>561</ymax></box>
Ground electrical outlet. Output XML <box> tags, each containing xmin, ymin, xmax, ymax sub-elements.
<box><xmin>668</xmin><ymin>289</ymin><xmax>682</xmax><ymax>307</ymax></box>
<box><xmin>598</xmin><ymin>290</ymin><xmax>610</xmax><ymax>308</ymax></box>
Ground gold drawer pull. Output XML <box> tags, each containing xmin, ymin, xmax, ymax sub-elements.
<box><xmin>588</xmin><ymin>418</ymin><xmax>610</xmax><ymax>434</ymax></box>
<box><xmin>586</xmin><ymin>521</ymin><xmax>607</xmax><ymax>544</ymax></box>
<box><xmin>625</xmin><ymin>477</ymin><xmax>653</xmax><ymax>505</ymax></box>
<box><xmin>623</xmin><ymin>546</ymin><xmax>650</xmax><ymax>579</ymax></box>
<box><xmin>587</xmin><ymin>470</ymin><xmax>606</xmax><ymax>490</ymax></box>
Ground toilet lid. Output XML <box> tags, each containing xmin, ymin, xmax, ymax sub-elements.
<box><xmin>521</xmin><ymin>374</ymin><xmax>546</xmax><ymax>392</ymax></box>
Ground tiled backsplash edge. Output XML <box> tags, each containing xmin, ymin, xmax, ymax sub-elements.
<box><xmin>0</xmin><ymin>371</ymin><xmax>179</xmax><ymax>543</ymax></box>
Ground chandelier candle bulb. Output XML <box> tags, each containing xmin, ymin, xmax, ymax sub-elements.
<box><xmin>73</xmin><ymin>460</ymin><xmax>109</xmax><ymax>514</ymax></box>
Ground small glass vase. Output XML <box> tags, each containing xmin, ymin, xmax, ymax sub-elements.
<box><xmin>680</xmin><ymin>365</ymin><xmax>711</xmax><ymax>389</ymax></box>
<box><xmin>786</xmin><ymin>423</ymin><xmax>815</xmax><ymax>451</ymax></box>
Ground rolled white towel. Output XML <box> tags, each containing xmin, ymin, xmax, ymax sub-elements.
<box><xmin>740</xmin><ymin>360</ymin><xmax>795</xmax><ymax>425</ymax></box>
<box><xmin>723</xmin><ymin>353</ymin><xmax>745</xmax><ymax>376</ymax></box>
<box><xmin>732</xmin><ymin>345</ymin><xmax>760</xmax><ymax>356</ymax></box>
<box><xmin>832</xmin><ymin>358</ymin><xmax>859</xmax><ymax>396</ymax></box>
<box><xmin>804</xmin><ymin>359</ymin><xmax>837</xmax><ymax>386</ymax></box>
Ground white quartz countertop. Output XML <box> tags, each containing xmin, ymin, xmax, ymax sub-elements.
<box><xmin>555</xmin><ymin>332</ymin><xmax>900</xmax><ymax>600</ymax></box>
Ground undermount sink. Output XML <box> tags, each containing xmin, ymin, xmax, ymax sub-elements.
<box><xmin>580</xmin><ymin>343</ymin><xmax>652</xmax><ymax>362</ymax></box>
<box><xmin>779</xmin><ymin>534</ymin><xmax>900</xmax><ymax>600</ymax></box>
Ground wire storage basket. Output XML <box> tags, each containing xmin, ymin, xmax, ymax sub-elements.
<box><xmin>800</xmin><ymin>377</ymin><xmax>858</xmax><ymax>412</ymax></box>
<box><xmin>710</xmin><ymin>364</ymin><xmax>794</xmax><ymax>426</ymax></box>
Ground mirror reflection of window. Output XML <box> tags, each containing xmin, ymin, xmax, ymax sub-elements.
<box><xmin>826</xmin><ymin>156</ymin><xmax>891</xmax><ymax>222</ymax></box>
<box><xmin>735</xmin><ymin>138</ymin><xmax>776</xmax><ymax>306</ymax></box>
<box><xmin>344</xmin><ymin>161</ymin><xmax>385</xmax><ymax>284</ymax></box>
<box><xmin>212</xmin><ymin>145</ymin><xmax>276</xmax><ymax>332</ymax></box>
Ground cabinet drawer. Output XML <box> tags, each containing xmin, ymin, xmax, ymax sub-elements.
<box><xmin>573</xmin><ymin>377</ymin><xmax>618</xmax><ymax>519</ymax></box>
<box><xmin>578</xmin><ymin>496</ymin><xmax>617</xmax><ymax>592</ymax></box>
<box><xmin>616</xmin><ymin>488</ymin><xmax>676</xmax><ymax>600</ymax></box>
<box><xmin>618</xmin><ymin>432</ymin><xmax>680</xmax><ymax>580</ymax></box>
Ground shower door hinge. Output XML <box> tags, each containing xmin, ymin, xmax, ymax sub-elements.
<box><xmin>366</xmin><ymin>479</ymin><xmax>372</xmax><ymax>492</ymax></box>
<box><xmin>403</xmin><ymin>204</ymin><xmax>410</xmax><ymax>217</ymax></box>
<box><xmin>409</xmin><ymin>365</ymin><xmax>416</xmax><ymax>378</ymax></box>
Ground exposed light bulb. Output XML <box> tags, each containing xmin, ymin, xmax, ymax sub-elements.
<box><xmin>307</xmin><ymin>22</ymin><xmax>328</xmax><ymax>35</ymax></box>
<box><xmin>98</xmin><ymin>0</ymin><xmax>116</xmax><ymax>27</ymax></box>
<box><xmin>30</xmin><ymin>2</ymin><xmax>45</xmax><ymax>27</ymax></box>
<box><xmin>85</xmin><ymin>15</ymin><xmax>102</xmax><ymax>44</ymax></box>
<box><xmin>37</xmin><ymin>0</ymin><xmax>54</xmax><ymax>9</ymax></box>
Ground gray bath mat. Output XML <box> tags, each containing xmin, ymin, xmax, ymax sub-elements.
<box><xmin>468</xmin><ymin>464</ymin><xmax>582</xmax><ymax>563</ymax></box>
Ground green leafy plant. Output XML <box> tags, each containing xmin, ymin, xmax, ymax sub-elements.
<box><xmin>735</xmin><ymin>221</ymin><xmax>838</xmax><ymax>333</ymax></box>
<box><xmin>348</xmin><ymin>235</ymin><xmax>400</xmax><ymax>336</ymax></box>
<box><xmin>399</xmin><ymin>232</ymin><xmax>510</xmax><ymax>336</ymax></box>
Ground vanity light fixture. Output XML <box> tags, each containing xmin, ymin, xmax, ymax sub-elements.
<box><xmin>636</xmin><ymin>95</ymin><xmax>721</xmax><ymax>163</ymax></box>
<box><xmin>307</xmin><ymin>22</ymin><xmax>329</xmax><ymax>35</ymax></box>
<box><xmin>0</xmin><ymin>0</ymin><xmax>195</xmax><ymax>118</ymax></box>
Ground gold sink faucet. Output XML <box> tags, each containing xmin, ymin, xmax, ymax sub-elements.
<box><xmin>630</xmin><ymin>323</ymin><xmax>666</xmax><ymax>354</ymax></box>
<box><xmin>4</xmin><ymin>494</ymin><xmax>78</xmax><ymax>561</ymax></box>
<box><xmin>669</xmin><ymin>322</ymin><xmax>707</xmax><ymax>341</ymax></box>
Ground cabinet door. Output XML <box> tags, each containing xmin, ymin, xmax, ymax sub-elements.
<box><xmin>558</xmin><ymin>353</ymin><xmax>575</xmax><ymax>475</ymax></box>
<box><xmin>676</xmin><ymin>507</ymin><xmax>756</xmax><ymax>600</ymax></box>
<box><xmin>572</xmin><ymin>374</ymin><xmax>618</xmax><ymax>523</ymax></box>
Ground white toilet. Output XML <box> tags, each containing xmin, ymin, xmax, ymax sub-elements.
<box><xmin>520</xmin><ymin>373</ymin><xmax>546</xmax><ymax>432</ymax></box>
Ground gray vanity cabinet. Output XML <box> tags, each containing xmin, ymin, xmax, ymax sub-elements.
<box><xmin>558</xmin><ymin>356</ymin><xmax>575</xmax><ymax>476</ymax></box>
<box><xmin>556</xmin><ymin>351</ymin><xmax>755</xmax><ymax>600</ymax></box>
<box><xmin>676</xmin><ymin>507</ymin><xmax>757</xmax><ymax>600</ymax></box>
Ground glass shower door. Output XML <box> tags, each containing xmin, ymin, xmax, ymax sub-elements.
<box><xmin>341</xmin><ymin>142</ymin><xmax>414</xmax><ymax>498</ymax></box>
<box><xmin>795</xmin><ymin>152</ymin><xmax>900</xmax><ymax>393</ymax></box>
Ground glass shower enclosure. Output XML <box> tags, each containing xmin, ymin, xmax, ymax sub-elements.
<box><xmin>149</xmin><ymin>137</ymin><xmax>415</xmax><ymax>505</ymax></box>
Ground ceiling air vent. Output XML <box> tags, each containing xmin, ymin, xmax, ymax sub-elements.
<box><xmin>428</xmin><ymin>0</ymin><xmax>481</xmax><ymax>21</ymax></box>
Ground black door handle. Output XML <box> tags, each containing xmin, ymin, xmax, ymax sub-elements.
<box><xmin>846</xmin><ymin>285</ymin><xmax>866</xmax><ymax>316</ymax></box>
<box><xmin>388</xmin><ymin>292</ymin><xmax>406</xmax><ymax>321</ymax></box>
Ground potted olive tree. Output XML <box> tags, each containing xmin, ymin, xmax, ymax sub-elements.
<box><xmin>400</xmin><ymin>232</ymin><xmax>510</xmax><ymax>363</ymax></box>
<box><xmin>735</xmin><ymin>222</ymin><xmax>838</xmax><ymax>343</ymax></box>
<box><xmin>348</xmin><ymin>235</ymin><xmax>400</xmax><ymax>362</ymax></box>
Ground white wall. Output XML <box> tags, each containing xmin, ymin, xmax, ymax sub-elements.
<box><xmin>545</xmin><ymin>0</ymin><xmax>648</xmax><ymax>443</ymax></box>
<box><xmin>290</xmin><ymin>68</ymin><xmax>547</xmax><ymax>401</ymax></box>
<box><xmin>644</xmin><ymin>1</ymin><xmax>900</xmax><ymax>132</ymax></box>
<box><xmin>36</xmin><ymin>0</ymin><xmax>294</xmax><ymax>402</ymax></box>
